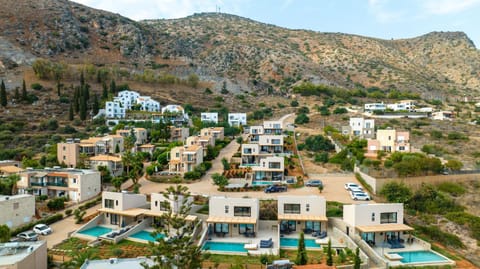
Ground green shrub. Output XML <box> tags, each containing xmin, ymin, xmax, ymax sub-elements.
<box><xmin>31</xmin><ymin>83</ymin><xmax>43</xmax><ymax>90</ymax></box>
<box><xmin>47</xmin><ymin>197</ymin><xmax>66</xmax><ymax>210</ymax></box>
<box><xmin>414</xmin><ymin>225</ymin><xmax>464</xmax><ymax>249</ymax></box>
<box><xmin>65</xmin><ymin>209</ymin><xmax>73</xmax><ymax>216</ymax></box>
<box><xmin>437</xmin><ymin>182</ymin><xmax>466</xmax><ymax>197</ymax></box>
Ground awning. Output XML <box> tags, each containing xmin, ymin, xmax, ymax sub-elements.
<box><xmin>356</xmin><ymin>223</ymin><xmax>414</xmax><ymax>233</ymax></box>
<box><xmin>278</xmin><ymin>214</ymin><xmax>328</xmax><ymax>222</ymax></box>
<box><xmin>98</xmin><ymin>208</ymin><xmax>149</xmax><ymax>217</ymax></box>
<box><xmin>206</xmin><ymin>216</ymin><xmax>257</xmax><ymax>224</ymax></box>
<box><xmin>143</xmin><ymin>210</ymin><xmax>197</xmax><ymax>221</ymax></box>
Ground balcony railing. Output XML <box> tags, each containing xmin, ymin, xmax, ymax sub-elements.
<box><xmin>47</xmin><ymin>182</ymin><xmax>68</xmax><ymax>187</ymax></box>
<box><xmin>30</xmin><ymin>182</ymin><xmax>46</xmax><ymax>187</ymax></box>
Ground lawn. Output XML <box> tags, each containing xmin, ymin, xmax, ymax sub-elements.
<box><xmin>51</xmin><ymin>238</ymin><xmax>152</xmax><ymax>259</ymax></box>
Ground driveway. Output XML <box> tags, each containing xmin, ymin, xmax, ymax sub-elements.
<box><xmin>309</xmin><ymin>173</ymin><xmax>374</xmax><ymax>204</ymax></box>
<box><xmin>40</xmin><ymin>204</ymin><xmax>101</xmax><ymax>248</ymax></box>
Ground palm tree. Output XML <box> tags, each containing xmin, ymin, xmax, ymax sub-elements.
<box><xmin>61</xmin><ymin>248</ymin><xmax>98</xmax><ymax>269</ymax></box>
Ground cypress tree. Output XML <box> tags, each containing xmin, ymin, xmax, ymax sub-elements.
<box><xmin>83</xmin><ymin>84</ymin><xmax>90</xmax><ymax>101</ymax></box>
<box><xmin>102</xmin><ymin>81</ymin><xmax>108</xmax><ymax>100</ymax></box>
<box><xmin>14</xmin><ymin>87</ymin><xmax>20</xmax><ymax>100</ymax></box>
<box><xmin>79</xmin><ymin>94</ymin><xmax>87</xmax><ymax>120</ymax></box>
<box><xmin>354</xmin><ymin>247</ymin><xmax>361</xmax><ymax>269</ymax></box>
<box><xmin>57</xmin><ymin>82</ymin><xmax>61</xmax><ymax>97</ymax></box>
<box><xmin>92</xmin><ymin>93</ymin><xmax>99</xmax><ymax>115</ymax></box>
<box><xmin>73</xmin><ymin>87</ymin><xmax>80</xmax><ymax>113</ymax></box>
<box><xmin>80</xmin><ymin>71</ymin><xmax>85</xmax><ymax>87</ymax></box>
<box><xmin>295</xmin><ymin>232</ymin><xmax>308</xmax><ymax>265</ymax></box>
<box><xmin>0</xmin><ymin>80</ymin><xmax>7</xmax><ymax>107</ymax></box>
<box><xmin>326</xmin><ymin>239</ymin><xmax>333</xmax><ymax>266</ymax></box>
<box><xmin>22</xmin><ymin>79</ymin><xmax>27</xmax><ymax>101</ymax></box>
<box><xmin>109</xmin><ymin>79</ymin><xmax>116</xmax><ymax>94</ymax></box>
<box><xmin>69</xmin><ymin>103</ymin><xmax>74</xmax><ymax>121</ymax></box>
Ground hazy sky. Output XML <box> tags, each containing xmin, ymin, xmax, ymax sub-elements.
<box><xmin>71</xmin><ymin>0</ymin><xmax>480</xmax><ymax>48</ymax></box>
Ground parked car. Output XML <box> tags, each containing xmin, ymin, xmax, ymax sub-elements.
<box><xmin>33</xmin><ymin>224</ymin><xmax>52</xmax><ymax>235</ymax></box>
<box><xmin>345</xmin><ymin>183</ymin><xmax>363</xmax><ymax>191</ymax></box>
<box><xmin>349</xmin><ymin>187</ymin><xmax>364</xmax><ymax>193</ymax></box>
<box><xmin>17</xmin><ymin>231</ymin><xmax>38</xmax><ymax>241</ymax></box>
<box><xmin>264</xmin><ymin>185</ymin><xmax>287</xmax><ymax>193</ymax></box>
<box><xmin>305</xmin><ymin>180</ymin><xmax>323</xmax><ymax>187</ymax></box>
<box><xmin>351</xmin><ymin>192</ymin><xmax>371</xmax><ymax>201</ymax></box>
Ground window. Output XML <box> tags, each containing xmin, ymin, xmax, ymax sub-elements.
<box><xmin>269</xmin><ymin>162</ymin><xmax>281</xmax><ymax>169</ymax></box>
<box><xmin>399</xmin><ymin>146</ymin><xmax>405</xmax><ymax>151</ymax></box>
<box><xmin>380</xmin><ymin>212</ymin><xmax>397</xmax><ymax>224</ymax></box>
<box><xmin>155</xmin><ymin>201</ymin><xmax>158</xmax><ymax>207</ymax></box>
<box><xmin>110</xmin><ymin>214</ymin><xmax>119</xmax><ymax>225</ymax></box>
<box><xmin>214</xmin><ymin>223</ymin><xmax>229</xmax><ymax>233</ymax></box>
<box><xmin>104</xmin><ymin>199</ymin><xmax>114</xmax><ymax>209</ymax></box>
<box><xmin>272</xmin><ymin>139</ymin><xmax>281</xmax><ymax>144</ymax></box>
<box><xmin>160</xmin><ymin>202</ymin><xmax>169</xmax><ymax>211</ymax></box>
<box><xmin>284</xmin><ymin>204</ymin><xmax>300</xmax><ymax>214</ymax></box>
<box><xmin>115</xmin><ymin>200</ymin><xmax>118</xmax><ymax>206</ymax></box>
<box><xmin>371</xmin><ymin>213</ymin><xmax>375</xmax><ymax>222</ymax></box>
<box><xmin>306</xmin><ymin>204</ymin><xmax>310</xmax><ymax>212</ymax></box>
<box><xmin>72</xmin><ymin>178</ymin><xmax>76</xmax><ymax>184</ymax></box>
<box><xmin>305</xmin><ymin>221</ymin><xmax>321</xmax><ymax>232</ymax></box>
<box><xmin>239</xmin><ymin>224</ymin><xmax>254</xmax><ymax>234</ymax></box>
<box><xmin>225</xmin><ymin>205</ymin><xmax>229</xmax><ymax>214</ymax></box>
<box><xmin>234</xmin><ymin>206</ymin><xmax>251</xmax><ymax>217</ymax></box>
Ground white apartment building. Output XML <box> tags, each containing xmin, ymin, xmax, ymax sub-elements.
<box><xmin>105</xmin><ymin>101</ymin><xmax>126</xmax><ymax>119</ymax></box>
<box><xmin>248</xmin><ymin>125</ymin><xmax>264</xmax><ymax>142</ymax></box>
<box><xmin>387</xmin><ymin>100</ymin><xmax>416</xmax><ymax>112</ymax></box>
<box><xmin>228</xmin><ymin>113</ymin><xmax>247</xmax><ymax>126</ymax></box>
<box><xmin>252</xmin><ymin>156</ymin><xmax>284</xmax><ymax>181</ymax></box>
<box><xmin>342</xmin><ymin>117</ymin><xmax>375</xmax><ymax>139</ymax></box>
<box><xmin>115</xmin><ymin>90</ymin><xmax>140</xmax><ymax>110</ymax></box>
<box><xmin>161</xmin><ymin>104</ymin><xmax>189</xmax><ymax>124</ymax></box>
<box><xmin>364</xmin><ymin>103</ymin><xmax>386</xmax><ymax>112</ymax></box>
<box><xmin>136</xmin><ymin>96</ymin><xmax>160</xmax><ymax>112</ymax></box>
<box><xmin>201</xmin><ymin>112</ymin><xmax>219</xmax><ymax>124</ymax></box>
<box><xmin>263</xmin><ymin>120</ymin><xmax>283</xmax><ymax>135</ymax></box>
<box><xmin>18</xmin><ymin>168</ymin><xmax>101</xmax><ymax>203</ymax></box>
<box><xmin>0</xmin><ymin>194</ymin><xmax>35</xmax><ymax>228</ymax></box>
<box><xmin>206</xmin><ymin>196</ymin><xmax>259</xmax><ymax>237</ymax></box>
<box><xmin>258</xmin><ymin>135</ymin><xmax>284</xmax><ymax>154</ymax></box>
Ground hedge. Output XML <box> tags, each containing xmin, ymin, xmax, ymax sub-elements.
<box><xmin>11</xmin><ymin>213</ymin><xmax>63</xmax><ymax>236</ymax></box>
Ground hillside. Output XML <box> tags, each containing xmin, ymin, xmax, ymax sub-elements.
<box><xmin>1</xmin><ymin>0</ymin><xmax>480</xmax><ymax>98</ymax></box>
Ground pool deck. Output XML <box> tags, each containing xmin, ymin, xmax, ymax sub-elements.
<box><xmin>373</xmin><ymin>242</ymin><xmax>455</xmax><ymax>267</ymax></box>
<box><xmin>205</xmin><ymin>229</ymin><xmax>279</xmax><ymax>255</ymax></box>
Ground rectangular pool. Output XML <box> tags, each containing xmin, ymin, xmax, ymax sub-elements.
<box><xmin>202</xmin><ymin>241</ymin><xmax>247</xmax><ymax>253</ymax></box>
<box><xmin>280</xmin><ymin>238</ymin><xmax>321</xmax><ymax>249</ymax></box>
<box><xmin>252</xmin><ymin>181</ymin><xmax>274</xmax><ymax>186</ymax></box>
<box><xmin>77</xmin><ymin>226</ymin><xmax>112</xmax><ymax>237</ymax></box>
<box><xmin>129</xmin><ymin>230</ymin><xmax>165</xmax><ymax>242</ymax></box>
<box><xmin>391</xmin><ymin>251</ymin><xmax>449</xmax><ymax>263</ymax></box>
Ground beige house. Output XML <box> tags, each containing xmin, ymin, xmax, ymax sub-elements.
<box><xmin>169</xmin><ymin>127</ymin><xmax>189</xmax><ymax>143</ymax></box>
<box><xmin>206</xmin><ymin>196</ymin><xmax>259</xmax><ymax>237</ymax></box>
<box><xmin>168</xmin><ymin>145</ymin><xmax>204</xmax><ymax>175</ymax></box>
<box><xmin>89</xmin><ymin>155</ymin><xmax>124</xmax><ymax>177</ymax></box>
<box><xmin>278</xmin><ymin>196</ymin><xmax>328</xmax><ymax>236</ymax></box>
<box><xmin>343</xmin><ymin>203</ymin><xmax>413</xmax><ymax>246</ymax></box>
<box><xmin>18</xmin><ymin>168</ymin><xmax>101</xmax><ymax>203</ymax></box>
<box><xmin>57</xmin><ymin>135</ymin><xmax>124</xmax><ymax>168</ymax></box>
<box><xmin>367</xmin><ymin>129</ymin><xmax>410</xmax><ymax>157</ymax></box>
<box><xmin>0</xmin><ymin>241</ymin><xmax>47</xmax><ymax>269</ymax></box>
<box><xmin>138</xmin><ymin>144</ymin><xmax>156</xmax><ymax>155</ymax></box>
<box><xmin>0</xmin><ymin>166</ymin><xmax>24</xmax><ymax>176</ymax></box>
<box><xmin>252</xmin><ymin>156</ymin><xmax>284</xmax><ymax>181</ymax></box>
<box><xmin>116</xmin><ymin>128</ymin><xmax>148</xmax><ymax>145</ymax></box>
<box><xmin>0</xmin><ymin>194</ymin><xmax>35</xmax><ymax>228</ymax></box>
<box><xmin>97</xmin><ymin>191</ymin><xmax>148</xmax><ymax>228</ymax></box>
<box><xmin>200</xmin><ymin>127</ymin><xmax>225</xmax><ymax>141</ymax></box>
<box><xmin>186</xmin><ymin>135</ymin><xmax>215</xmax><ymax>149</ymax></box>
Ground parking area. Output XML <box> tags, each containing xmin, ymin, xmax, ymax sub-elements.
<box><xmin>307</xmin><ymin>173</ymin><xmax>374</xmax><ymax>204</ymax></box>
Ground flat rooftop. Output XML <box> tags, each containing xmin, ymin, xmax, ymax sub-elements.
<box><xmin>0</xmin><ymin>194</ymin><xmax>33</xmax><ymax>202</ymax></box>
<box><xmin>80</xmin><ymin>258</ymin><xmax>154</xmax><ymax>269</ymax></box>
<box><xmin>21</xmin><ymin>168</ymin><xmax>98</xmax><ymax>175</ymax></box>
<box><xmin>0</xmin><ymin>241</ymin><xmax>45</xmax><ymax>266</ymax></box>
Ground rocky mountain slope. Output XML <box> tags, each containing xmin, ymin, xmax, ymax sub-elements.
<box><xmin>1</xmin><ymin>0</ymin><xmax>480</xmax><ymax>97</ymax></box>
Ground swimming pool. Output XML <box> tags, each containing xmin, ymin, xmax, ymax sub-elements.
<box><xmin>77</xmin><ymin>226</ymin><xmax>112</xmax><ymax>237</ymax></box>
<box><xmin>129</xmin><ymin>230</ymin><xmax>165</xmax><ymax>242</ymax></box>
<box><xmin>252</xmin><ymin>181</ymin><xmax>274</xmax><ymax>186</ymax></box>
<box><xmin>391</xmin><ymin>251</ymin><xmax>449</xmax><ymax>263</ymax></box>
<box><xmin>202</xmin><ymin>241</ymin><xmax>248</xmax><ymax>253</ymax></box>
<box><xmin>280</xmin><ymin>238</ymin><xmax>321</xmax><ymax>249</ymax></box>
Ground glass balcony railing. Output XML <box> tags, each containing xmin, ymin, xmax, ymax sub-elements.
<box><xmin>30</xmin><ymin>182</ymin><xmax>46</xmax><ymax>187</ymax></box>
<box><xmin>46</xmin><ymin>182</ymin><xmax>68</xmax><ymax>187</ymax></box>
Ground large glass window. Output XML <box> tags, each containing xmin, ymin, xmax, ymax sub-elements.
<box><xmin>234</xmin><ymin>207</ymin><xmax>251</xmax><ymax>217</ymax></box>
<box><xmin>110</xmin><ymin>214</ymin><xmax>119</xmax><ymax>225</ymax></box>
<box><xmin>380</xmin><ymin>212</ymin><xmax>397</xmax><ymax>224</ymax></box>
<box><xmin>284</xmin><ymin>204</ymin><xmax>300</xmax><ymax>214</ymax></box>
<box><xmin>305</xmin><ymin>221</ymin><xmax>321</xmax><ymax>232</ymax></box>
<box><xmin>214</xmin><ymin>223</ymin><xmax>229</xmax><ymax>233</ymax></box>
<box><xmin>280</xmin><ymin>220</ymin><xmax>296</xmax><ymax>231</ymax></box>
<box><xmin>239</xmin><ymin>224</ymin><xmax>254</xmax><ymax>234</ymax></box>
<box><xmin>104</xmin><ymin>199</ymin><xmax>114</xmax><ymax>209</ymax></box>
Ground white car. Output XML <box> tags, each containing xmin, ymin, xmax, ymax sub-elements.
<box><xmin>351</xmin><ymin>192</ymin><xmax>371</xmax><ymax>201</ymax></box>
<box><xmin>349</xmin><ymin>187</ymin><xmax>364</xmax><ymax>193</ymax></box>
<box><xmin>345</xmin><ymin>183</ymin><xmax>362</xmax><ymax>191</ymax></box>
<box><xmin>33</xmin><ymin>224</ymin><xmax>52</xmax><ymax>235</ymax></box>
<box><xmin>17</xmin><ymin>231</ymin><xmax>39</xmax><ymax>241</ymax></box>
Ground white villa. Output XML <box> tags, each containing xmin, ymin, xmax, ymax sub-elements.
<box><xmin>201</xmin><ymin>112</ymin><xmax>219</xmax><ymax>124</ymax></box>
<box><xmin>228</xmin><ymin>113</ymin><xmax>247</xmax><ymax>126</ymax></box>
<box><xmin>342</xmin><ymin>117</ymin><xmax>375</xmax><ymax>139</ymax></box>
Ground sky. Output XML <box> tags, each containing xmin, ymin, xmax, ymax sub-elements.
<box><xmin>71</xmin><ymin>0</ymin><xmax>480</xmax><ymax>48</ymax></box>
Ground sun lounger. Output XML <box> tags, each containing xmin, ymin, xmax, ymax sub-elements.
<box><xmin>260</xmin><ymin>238</ymin><xmax>273</xmax><ymax>248</ymax></box>
<box><xmin>244</xmin><ymin>243</ymin><xmax>258</xmax><ymax>250</ymax></box>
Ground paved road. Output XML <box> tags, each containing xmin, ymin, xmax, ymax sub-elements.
<box><xmin>40</xmin><ymin>204</ymin><xmax>101</xmax><ymax>248</ymax></box>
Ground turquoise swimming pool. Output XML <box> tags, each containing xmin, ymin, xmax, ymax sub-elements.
<box><xmin>391</xmin><ymin>251</ymin><xmax>449</xmax><ymax>263</ymax></box>
<box><xmin>252</xmin><ymin>181</ymin><xmax>274</xmax><ymax>186</ymax></box>
<box><xmin>77</xmin><ymin>226</ymin><xmax>112</xmax><ymax>237</ymax></box>
<box><xmin>129</xmin><ymin>230</ymin><xmax>165</xmax><ymax>242</ymax></box>
<box><xmin>202</xmin><ymin>241</ymin><xmax>247</xmax><ymax>253</ymax></box>
<box><xmin>280</xmin><ymin>238</ymin><xmax>321</xmax><ymax>249</ymax></box>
